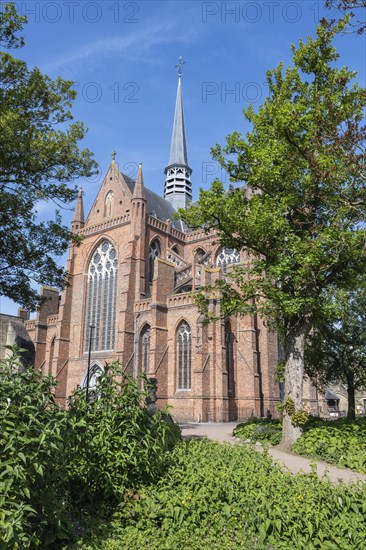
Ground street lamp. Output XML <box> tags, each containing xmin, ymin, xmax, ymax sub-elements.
<box><xmin>86</xmin><ymin>324</ymin><xmax>95</xmax><ymax>402</ymax></box>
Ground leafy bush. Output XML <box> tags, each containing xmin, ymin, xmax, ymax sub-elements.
<box><xmin>0</xmin><ymin>351</ymin><xmax>181</xmax><ymax>548</ymax></box>
<box><xmin>65</xmin><ymin>362</ymin><xmax>181</xmax><ymax>506</ymax></box>
<box><xmin>292</xmin><ymin>417</ymin><xmax>366</xmax><ymax>473</ymax></box>
<box><xmin>233</xmin><ymin>417</ymin><xmax>282</xmax><ymax>445</ymax></box>
<box><xmin>74</xmin><ymin>439</ymin><xmax>366</xmax><ymax>550</ymax></box>
<box><xmin>0</xmin><ymin>348</ymin><xmax>70</xmax><ymax>548</ymax></box>
<box><xmin>233</xmin><ymin>416</ymin><xmax>366</xmax><ymax>474</ymax></box>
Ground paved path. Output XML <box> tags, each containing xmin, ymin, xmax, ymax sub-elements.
<box><xmin>179</xmin><ymin>422</ymin><xmax>366</xmax><ymax>485</ymax></box>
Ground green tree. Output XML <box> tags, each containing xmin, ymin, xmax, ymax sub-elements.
<box><xmin>179</xmin><ymin>19</ymin><xmax>366</xmax><ymax>449</ymax></box>
<box><xmin>0</xmin><ymin>2</ymin><xmax>96</xmax><ymax>309</ymax></box>
<box><xmin>305</xmin><ymin>286</ymin><xmax>366</xmax><ymax>420</ymax></box>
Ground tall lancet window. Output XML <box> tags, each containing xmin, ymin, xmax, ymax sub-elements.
<box><xmin>225</xmin><ymin>321</ymin><xmax>235</xmax><ymax>395</ymax></box>
<box><xmin>140</xmin><ymin>325</ymin><xmax>151</xmax><ymax>374</ymax></box>
<box><xmin>177</xmin><ymin>321</ymin><xmax>191</xmax><ymax>390</ymax></box>
<box><xmin>84</xmin><ymin>240</ymin><xmax>118</xmax><ymax>352</ymax></box>
<box><xmin>196</xmin><ymin>247</ymin><xmax>206</xmax><ymax>262</ymax></box>
<box><xmin>104</xmin><ymin>190</ymin><xmax>114</xmax><ymax>218</ymax></box>
<box><xmin>149</xmin><ymin>239</ymin><xmax>161</xmax><ymax>283</ymax></box>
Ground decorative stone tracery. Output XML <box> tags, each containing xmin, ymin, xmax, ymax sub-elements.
<box><xmin>84</xmin><ymin>240</ymin><xmax>118</xmax><ymax>352</ymax></box>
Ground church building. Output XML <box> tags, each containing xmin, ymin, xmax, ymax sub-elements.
<box><xmin>24</xmin><ymin>67</ymin><xmax>282</xmax><ymax>422</ymax></box>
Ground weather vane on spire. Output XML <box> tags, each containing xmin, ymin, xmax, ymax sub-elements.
<box><xmin>175</xmin><ymin>56</ymin><xmax>185</xmax><ymax>77</ymax></box>
<box><xmin>111</xmin><ymin>150</ymin><xmax>116</xmax><ymax>162</ymax></box>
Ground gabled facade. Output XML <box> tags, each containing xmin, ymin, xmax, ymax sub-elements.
<box><xmin>24</xmin><ymin>72</ymin><xmax>281</xmax><ymax>422</ymax></box>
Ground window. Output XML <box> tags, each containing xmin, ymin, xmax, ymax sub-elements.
<box><xmin>177</xmin><ymin>321</ymin><xmax>191</xmax><ymax>390</ymax></box>
<box><xmin>81</xmin><ymin>363</ymin><xmax>104</xmax><ymax>396</ymax></box>
<box><xmin>140</xmin><ymin>325</ymin><xmax>151</xmax><ymax>374</ymax></box>
<box><xmin>84</xmin><ymin>240</ymin><xmax>118</xmax><ymax>352</ymax></box>
<box><xmin>149</xmin><ymin>239</ymin><xmax>161</xmax><ymax>282</ymax></box>
<box><xmin>196</xmin><ymin>247</ymin><xmax>206</xmax><ymax>262</ymax></box>
<box><xmin>225</xmin><ymin>321</ymin><xmax>234</xmax><ymax>395</ymax></box>
<box><xmin>48</xmin><ymin>336</ymin><xmax>55</xmax><ymax>377</ymax></box>
<box><xmin>104</xmin><ymin>190</ymin><xmax>114</xmax><ymax>217</ymax></box>
<box><xmin>217</xmin><ymin>247</ymin><xmax>240</xmax><ymax>272</ymax></box>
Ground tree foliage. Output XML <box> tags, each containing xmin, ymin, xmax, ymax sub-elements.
<box><xmin>66</xmin><ymin>363</ymin><xmax>181</xmax><ymax>506</ymax></box>
<box><xmin>325</xmin><ymin>0</ymin><xmax>366</xmax><ymax>33</ymax></box>
<box><xmin>305</xmin><ymin>285</ymin><xmax>366</xmax><ymax>420</ymax></box>
<box><xmin>179</xmin><ymin>18</ymin><xmax>366</xmax><ymax>448</ymax></box>
<box><xmin>0</xmin><ymin>2</ymin><xmax>97</xmax><ymax>309</ymax></box>
<box><xmin>0</xmin><ymin>348</ymin><xmax>70</xmax><ymax>547</ymax></box>
<box><xmin>0</xmin><ymin>1</ymin><xmax>26</xmax><ymax>48</ymax></box>
<box><xmin>0</xmin><ymin>349</ymin><xmax>181</xmax><ymax>547</ymax></box>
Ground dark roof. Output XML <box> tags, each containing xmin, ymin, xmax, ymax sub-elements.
<box><xmin>168</xmin><ymin>77</ymin><xmax>189</xmax><ymax>167</ymax></box>
<box><xmin>325</xmin><ymin>390</ymin><xmax>339</xmax><ymax>401</ymax></box>
<box><xmin>123</xmin><ymin>173</ymin><xmax>184</xmax><ymax>231</ymax></box>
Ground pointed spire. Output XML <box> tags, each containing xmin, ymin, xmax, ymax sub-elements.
<box><xmin>164</xmin><ymin>58</ymin><xmax>192</xmax><ymax>211</ymax></box>
<box><xmin>168</xmin><ymin>73</ymin><xmax>188</xmax><ymax>166</ymax></box>
<box><xmin>72</xmin><ymin>188</ymin><xmax>85</xmax><ymax>229</ymax></box>
<box><xmin>133</xmin><ymin>163</ymin><xmax>146</xmax><ymax>201</ymax></box>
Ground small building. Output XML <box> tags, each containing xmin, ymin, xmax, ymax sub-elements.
<box><xmin>0</xmin><ymin>310</ymin><xmax>35</xmax><ymax>366</ymax></box>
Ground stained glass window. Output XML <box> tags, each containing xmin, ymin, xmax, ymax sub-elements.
<box><xmin>105</xmin><ymin>190</ymin><xmax>114</xmax><ymax>217</ymax></box>
<box><xmin>177</xmin><ymin>321</ymin><xmax>191</xmax><ymax>390</ymax></box>
<box><xmin>81</xmin><ymin>363</ymin><xmax>104</xmax><ymax>398</ymax></box>
<box><xmin>225</xmin><ymin>321</ymin><xmax>235</xmax><ymax>395</ymax></box>
<box><xmin>140</xmin><ymin>325</ymin><xmax>150</xmax><ymax>374</ymax></box>
<box><xmin>196</xmin><ymin>247</ymin><xmax>206</xmax><ymax>261</ymax></box>
<box><xmin>85</xmin><ymin>240</ymin><xmax>118</xmax><ymax>352</ymax></box>
<box><xmin>217</xmin><ymin>247</ymin><xmax>240</xmax><ymax>272</ymax></box>
<box><xmin>149</xmin><ymin>239</ymin><xmax>161</xmax><ymax>282</ymax></box>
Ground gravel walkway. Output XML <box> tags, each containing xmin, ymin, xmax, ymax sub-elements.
<box><xmin>179</xmin><ymin>422</ymin><xmax>366</xmax><ymax>485</ymax></box>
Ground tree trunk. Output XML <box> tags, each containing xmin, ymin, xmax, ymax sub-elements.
<box><xmin>346</xmin><ymin>373</ymin><xmax>356</xmax><ymax>421</ymax></box>
<box><xmin>279</xmin><ymin>325</ymin><xmax>308</xmax><ymax>451</ymax></box>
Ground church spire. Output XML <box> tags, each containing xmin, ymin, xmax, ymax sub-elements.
<box><xmin>71</xmin><ymin>188</ymin><xmax>84</xmax><ymax>231</ymax></box>
<box><xmin>133</xmin><ymin>163</ymin><xmax>146</xmax><ymax>201</ymax></box>
<box><xmin>164</xmin><ymin>57</ymin><xmax>192</xmax><ymax>211</ymax></box>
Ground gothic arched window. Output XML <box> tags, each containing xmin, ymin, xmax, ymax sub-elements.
<box><xmin>149</xmin><ymin>239</ymin><xmax>161</xmax><ymax>282</ymax></box>
<box><xmin>84</xmin><ymin>240</ymin><xmax>118</xmax><ymax>352</ymax></box>
<box><xmin>177</xmin><ymin>321</ymin><xmax>191</xmax><ymax>390</ymax></box>
<box><xmin>104</xmin><ymin>190</ymin><xmax>114</xmax><ymax>218</ymax></box>
<box><xmin>140</xmin><ymin>325</ymin><xmax>151</xmax><ymax>374</ymax></box>
<box><xmin>196</xmin><ymin>247</ymin><xmax>206</xmax><ymax>262</ymax></box>
<box><xmin>48</xmin><ymin>336</ymin><xmax>55</xmax><ymax>377</ymax></box>
<box><xmin>81</xmin><ymin>363</ymin><xmax>104</xmax><ymax>396</ymax></box>
<box><xmin>217</xmin><ymin>247</ymin><xmax>240</xmax><ymax>272</ymax></box>
<box><xmin>225</xmin><ymin>321</ymin><xmax>235</xmax><ymax>395</ymax></box>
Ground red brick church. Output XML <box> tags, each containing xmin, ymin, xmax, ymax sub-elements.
<box><xmin>24</xmin><ymin>69</ymin><xmax>282</xmax><ymax>422</ymax></box>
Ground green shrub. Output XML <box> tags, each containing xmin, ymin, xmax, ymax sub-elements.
<box><xmin>65</xmin><ymin>361</ymin><xmax>181</xmax><ymax>506</ymax></box>
<box><xmin>74</xmin><ymin>439</ymin><xmax>366</xmax><ymax>550</ymax></box>
<box><xmin>0</xmin><ymin>352</ymin><xmax>181</xmax><ymax>548</ymax></box>
<box><xmin>233</xmin><ymin>417</ymin><xmax>282</xmax><ymax>445</ymax></box>
<box><xmin>233</xmin><ymin>416</ymin><xmax>366</xmax><ymax>474</ymax></box>
<box><xmin>0</xmin><ymin>348</ymin><xmax>71</xmax><ymax>548</ymax></box>
<box><xmin>292</xmin><ymin>417</ymin><xmax>366</xmax><ymax>473</ymax></box>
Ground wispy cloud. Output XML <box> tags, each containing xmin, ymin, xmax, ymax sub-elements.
<box><xmin>44</xmin><ymin>17</ymin><xmax>197</xmax><ymax>77</ymax></box>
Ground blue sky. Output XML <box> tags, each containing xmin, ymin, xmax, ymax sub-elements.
<box><xmin>1</xmin><ymin>0</ymin><xmax>365</xmax><ymax>316</ymax></box>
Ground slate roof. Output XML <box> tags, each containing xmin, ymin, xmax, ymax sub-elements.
<box><xmin>123</xmin><ymin>173</ymin><xmax>185</xmax><ymax>231</ymax></box>
<box><xmin>325</xmin><ymin>390</ymin><xmax>340</xmax><ymax>401</ymax></box>
<box><xmin>167</xmin><ymin>76</ymin><xmax>189</xmax><ymax>167</ymax></box>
